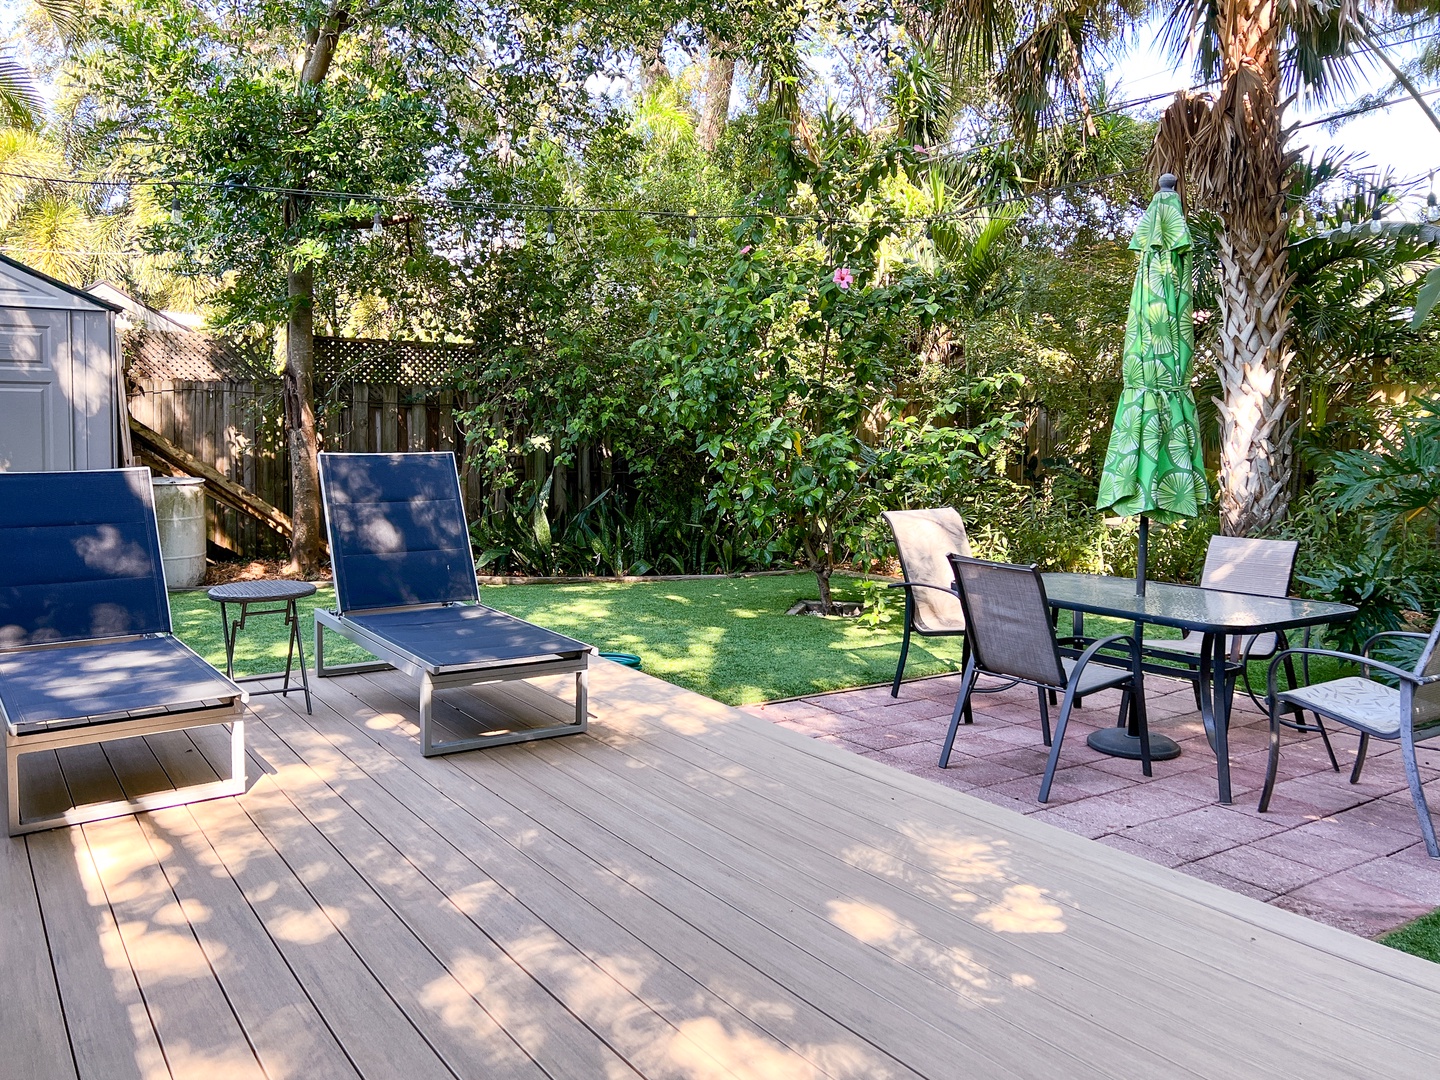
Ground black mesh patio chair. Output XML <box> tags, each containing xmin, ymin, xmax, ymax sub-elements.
<box><xmin>882</xmin><ymin>508</ymin><xmax>970</xmax><ymax>698</ymax></box>
<box><xmin>1143</xmin><ymin>534</ymin><xmax>1338</xmax><ymax>770</ymax></box>
<box><xmin>315</xmin><ymin>452</ymin><xmax>592</xmax><ymax>756</ymax></box>
<box><xmin>0</xmin><ymin>468</ymin><xmax>247</xmax><ymax>835</ymax></box>
<box><xmin>941</xmin><ymin>555</ymin><xmax>1140</xmax><ymax>803</ymax></box>
<box><xmin>1259</xmin><ymin>620</ymin><xmax>1440</xmax><ymax>858</ymax></box>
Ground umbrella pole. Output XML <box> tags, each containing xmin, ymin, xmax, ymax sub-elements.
<box><xmin>1136</xmin><ymin>515</ymin><xmax>1149</xmax><ymax>596</ymax></box>
<box><xmin>1087</xmin><ymin>509</ymin><xmax>1182</xmax><ymax>764</ymax></box>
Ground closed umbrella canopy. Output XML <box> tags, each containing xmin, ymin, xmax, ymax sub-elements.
<box><xmin>1097</xmin><ymin>182</ymin><xmax>1209</xmax><ymax>580</ymax></box>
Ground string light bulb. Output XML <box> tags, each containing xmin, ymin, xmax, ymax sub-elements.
<box><xmin>371</xmin><ymin>209</ymin><xmax>384</xmax><ymax>237</ymax></box>
<box><xmin>545</xmin><ymin>210</ymin><xmax>556</xmax><ymax>245</ymax></box>
<box><xmin>687</xmin><ymin>212</ymin><xmax>697</xmax><ymax>248</ymax></box>
<box><xmin>170</xmin><ymin>197</ymin><xmax>182</xmax><ymax>226</ymax></box>
<box><xmin>1428</xmin><ymin>172</ymin><xmax>1438</xmax><ymax>222</ymax></box>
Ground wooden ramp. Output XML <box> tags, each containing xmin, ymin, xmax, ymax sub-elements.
<box><xmin>4</xmin><ymin>659</ymin><xmax>1440</xmax><ymax>1080</ymax></box>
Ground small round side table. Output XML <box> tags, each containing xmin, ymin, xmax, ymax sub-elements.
<box><xmin>206</xmin><ymin>580</ymin><xmax>317</xmax><ymax>714</ymax></box>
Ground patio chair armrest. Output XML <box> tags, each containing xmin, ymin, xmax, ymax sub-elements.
<box><xmin>1265</xmin><ymin>647</ymin><xmax>1427</xmax><ymax>699</ymax></box>
<box><xmin>1362</xmin><ymin>631</ymin><xmax>1430</xmax><ymax>658</ymax></box>
<box><xmin>1072</xmin><ymin>633</ymin><xmax>1136</xmax><ymax>677</ymax></box>
<box><xmin>887</xmin><ymin>581</ymin><xmax>958</xmax><ymax>597</ymax></box>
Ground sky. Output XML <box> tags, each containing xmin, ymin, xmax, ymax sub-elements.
<box><xmin>1104</xmin><ymin>20</ymin><xmax>1440</xmax><ymax>204</ymax></box>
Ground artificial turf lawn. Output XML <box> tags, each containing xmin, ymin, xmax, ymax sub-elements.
<box><xmin>1382</xmin><ymin>907</ymin><xmax>1440</xmax><ymax>963</ymax></box>
<box><xmin>168</xmin><ymin>573</ymin><xmax>970</xmax><ymax>706</ymax></box>
<box><xmin>167</xmin><ymin>570</ymin><xmax>1341</xmax><ymax>708</ymax></box>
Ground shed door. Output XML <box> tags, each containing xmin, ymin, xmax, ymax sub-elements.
<box><xmin>0</xmin><ymin>308</ymin><xmax>72</xmax><ymax>472</ymax></box>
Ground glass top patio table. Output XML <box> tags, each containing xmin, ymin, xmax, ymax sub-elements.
<box><xmin>1041</xmin><ymin>573</ymin><xmax>1356</xmax><ymax>803</ymax></box>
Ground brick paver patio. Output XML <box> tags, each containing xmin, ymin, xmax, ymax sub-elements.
<box><xmin>746</xmin><ymin>672</ymin><xmax>1440</xmax><ymax>938</ymax></box>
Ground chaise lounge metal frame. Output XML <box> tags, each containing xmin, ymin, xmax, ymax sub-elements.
<box><xmin>314</xmin><ymin>452</ymin><xmax>590</xmax><ymax>756</ymax></box>
<box><xmin>0</xmin><ymin>468</ymin><xmax>246</xmax><ymax>836</ymax></box>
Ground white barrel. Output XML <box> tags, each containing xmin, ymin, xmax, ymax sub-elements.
<box><xmin>151</xmin><ymin>476</ymin><xmax>207</xmax><ymax>587</ymax></box>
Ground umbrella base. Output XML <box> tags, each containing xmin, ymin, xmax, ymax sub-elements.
<box><xmin>1086</xmin><ymin>727</ymin><xmax>1182</xmax><ymax>761</ymax></box>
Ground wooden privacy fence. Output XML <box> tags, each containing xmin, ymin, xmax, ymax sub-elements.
<box><xmin>126</xmin><ymin>334</ymin><xmax>613</xmax><ymax>559</ymax></box>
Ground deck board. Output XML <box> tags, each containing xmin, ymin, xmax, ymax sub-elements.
<box><xmin>307</xmin><ymin>671</ymin><xmax>927</xmax><ymax>1080</ymax></box>
<box><xmin>6</xmin><ymin>659</ymin><xmax>1440</xmax><ymax>1079</ymax></box>
<box><xmin>133</xmin><ymin>807</ymin><xmax>361</xmax><ymax>1080</ymax></box>
<box><xmin>0</xmin><ymin>832</ymin><xmax>77</xmax><ymax>1079</ymax></box>
<box><xmin>27</xmin><ymin>827</ymin><xmax>170</xmax><ymax>1080</ymax></box>
<box><xmin>577</xmin><ymin>675</ymin><xmax>1438</xmax><ymax>1039</ymax></box>
<box><xmin>82</xmin><ymin>814</ymin><xmax>267</xmax><ymax>1080</ymax></box>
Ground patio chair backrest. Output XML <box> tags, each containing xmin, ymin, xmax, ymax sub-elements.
<box><xmin>0</xmin><ymin>468</ymin><xmax>171</xmax><ymax>648</ymax></box>
<box><xmin>320</xmin><ymin>452</ymin><xmax>480</xmax><ymax>614</ymax></box>
<box><xmin>883</xmin><ymin>508</ymin><xmax>971</xmax><ymax>633</ymax></box>
<box><xmin>1199</xmin><ymin>536</ymin><xmax>1297</xmax><ymax>597</ymax></box>
<box><xmin>1412</xmin><ymin>619</ymin><xmax>1440</xmax><ymax>729</ymax></box>
<box><xmin>948</xmin><ymin>555</ymin><xmax>1066</xmax><ymax>688</ymax></box>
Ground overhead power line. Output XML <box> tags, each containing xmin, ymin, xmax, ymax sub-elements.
<box><xmin>0</xmin><ymin>73</ymin><xmax>1436</xmax><ymax>237</ymax></box>
<box><xmin>0</xmin><ymin>165</ymin><xmax>1150</xmax><ymax>228</ymax></box>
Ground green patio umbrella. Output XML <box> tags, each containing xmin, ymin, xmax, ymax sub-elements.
<box><xmin>1096</xmin><ymin>174</ymin><xmax>1209</xmax><ymax>596</ymax></box>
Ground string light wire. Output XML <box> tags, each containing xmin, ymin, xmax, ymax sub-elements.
<box><xmin>0</xmin><ymin>72</ymin><xmax>1435</xmax><ymax>241</ymax></box>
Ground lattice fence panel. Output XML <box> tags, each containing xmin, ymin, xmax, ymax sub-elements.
<box><xmin>315</xmin><ymin>336</ymin><xmax>483</xmax><ymax>384</ymax></box>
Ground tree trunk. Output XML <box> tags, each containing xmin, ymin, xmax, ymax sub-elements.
<box><xmin>277</xmin><ymin>4</ymin><xmax>347</xmax><ymax>574</ymax></box>
<box><xmin>284</xmin><ymin>262</ymin><xmax>325</xmax><ymax>575</ymax></box>
<box><xmin>1213</xmin><ymin>219</ymin><xmax>1294</xmax><ymax>535</ymax></box>
<box><xmin>699</xmin><ymin>40</ymin><xmax>734</xmax><ymax>152</ymax></box>
<box><xmin>815</xmin><ymin>563</ymin><xmax>833</xmax><ymax>615</ymax></box>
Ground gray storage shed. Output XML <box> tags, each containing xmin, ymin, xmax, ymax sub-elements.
<box><xmin>0</xmin><ymin>254</ymin><xmax>128</xmax><ymax>472</ymax></box>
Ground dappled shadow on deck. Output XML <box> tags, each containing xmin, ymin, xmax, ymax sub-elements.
<box><xmin>749</xmin><ymin>672</ymin><xmax>1440</xmax><ymax>938</ymax></box>
<box><xmin>5</xmin><ymin>661</ymin><xmax>1440</xmax><ymax>1079</ymax></box>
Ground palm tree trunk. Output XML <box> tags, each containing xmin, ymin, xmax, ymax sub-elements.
<box><xmin>1213</xmin><ymin>217</ymin><xmax>1295</xmax><ymax>535</ymax></box>
<box><xmin>1167</xmin><ymin>0</ymin><xmax>1298</xmax><ymax>535</ymax></box>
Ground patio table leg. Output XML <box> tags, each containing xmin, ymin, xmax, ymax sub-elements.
<box><xmin>1198</xmin><ymin>632</ymin><xmax>1233</xmax><ymax>804</ymax></box>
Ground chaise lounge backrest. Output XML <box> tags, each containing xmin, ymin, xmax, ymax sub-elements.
<box><xmin>0</xmin><ymin>468</ymin><xmax>171</xmax><ymax>649</ymax></box>
<box><xmin>319</xmin><ymin>452</ymin><xmax>480</xmax><ymax>615</ymax></box>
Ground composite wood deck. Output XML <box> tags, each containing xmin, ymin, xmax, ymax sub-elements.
<box><xmin>4</xmin><ymin>658</ymin><xmax>1440</xmax><ymax>1080</ymax></box>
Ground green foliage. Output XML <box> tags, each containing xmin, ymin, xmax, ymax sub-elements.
<box><xmin>1317</xmin><ymin>401</ymin><xmax>1440</xmax><ymax>541</ymax></box>
<box><xmin>1285</xmin><ymin>478</ymin><xmax>1438</xmax><ymax>656</ymax></box>
<box><xmin>1289</xmin><ymin>401</ymin><xmax>1440</xmax><ymax>652</ymax></box>
<box><xmin>639</xmin><ymin>112</ymin><xmax>1026</xmax><ymax>606</ymax></box>
<box><xmin>965</xmin><ymin>472</ymin><xmax>1215</xmax><ymax>581</ymax></box>
<box><xmin>1415</xmin><ymin>267</ymin><xmax>1440</xmax><ymax>327</ymax></box>
<box><xmin>66</xmin><ymin>0</ymin><xmax>446</xmax><ymax>333</ymax></box>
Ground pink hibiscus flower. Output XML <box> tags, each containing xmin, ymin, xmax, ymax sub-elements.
<box><xmin>833</xmin><ymin>267</ymin><xmax>854</xmax><ymax>290</ymax></box>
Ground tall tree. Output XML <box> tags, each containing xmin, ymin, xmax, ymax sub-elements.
<box><xmin>921</xmin><ymin>0</ymin><xmax>1440</xmax><ymax>534</ymax></box>
<box><xmin>283</xmin><ymin>4</ymin><xmax>350</xmax><ymax>576</ymax></box>
<box><xmin>70</xmin><ymin>0</ymin><xmax>447</xmax><ymax>574</ymax></box>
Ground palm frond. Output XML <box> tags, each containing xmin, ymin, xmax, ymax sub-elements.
<box><xmin>1145</xmin><ymin>90</ymin><xmax>1210</xmax><ymax>210</ymax></box>
<box><xmin>33</xmin><ymin>0</ymin><xmax>88</xmax><ymax>44</ymax></box>
<box><xmin>0</xmin><ymin>49</ymin><xmax>43</xmax><ymax>130</ymax></box>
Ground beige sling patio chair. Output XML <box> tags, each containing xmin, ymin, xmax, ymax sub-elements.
<box><xmin>1142</xmin><ymin>534</ymin><xmax>1339</xmax><ymax>770</ymax></box>
<box><xmin>1259</xmin><ymin>620</ymin><xmax>1440</xmax><ymax>858</ymax></box>
<box><xmin>882</xmin><ymin>508</ymin><xmax>970</xmax><ymax>698</ymax></box>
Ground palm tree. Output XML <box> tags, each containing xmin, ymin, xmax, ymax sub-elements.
<box><xmin>919</xmin><ymin>0</ymin><xmax>1440</xmax><ymax>534</ymax></box>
